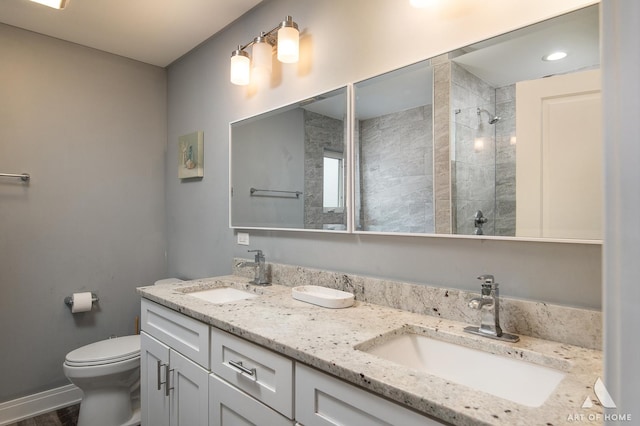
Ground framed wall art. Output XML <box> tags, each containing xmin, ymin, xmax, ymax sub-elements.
<box><xmin>178</xmin><ymin>131</ymin><xmax>204</xmax><ymax>179</ymax></box>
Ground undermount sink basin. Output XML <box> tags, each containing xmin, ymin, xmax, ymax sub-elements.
<box><xmin>186</xmin><ymin>287</ymin><xmax>258</xmax><ymax>304</ymax></box>
<box><xmin>356</xmin><ymin>326</ymin><xmax>567</xmax><ymax>407</ymax></box>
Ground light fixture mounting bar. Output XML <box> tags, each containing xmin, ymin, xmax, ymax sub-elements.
<box><xmin>235</xmin><ymin>16</ymin><xmax>296</xmax><ymax>51</ymax></box>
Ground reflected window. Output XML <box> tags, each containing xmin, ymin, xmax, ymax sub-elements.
<box><xmin>323</xmin><ymin>149</ymin><xmax>344</xmax><ymax>212</ymax></box>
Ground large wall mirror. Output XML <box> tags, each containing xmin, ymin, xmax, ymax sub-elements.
<box><xmin>230</xmin><ymin>87</ymin><xmax>348</xmax><ymax>231</ymax></box>
<box><xmin>231</xmin><ymin>5</ymin><xmax>600</xmax><ymax>242</ymax></box>
<box><xmin>354</xmin><ymin>4</ymin><xmax>600</xmax><ymax>241</ymax></box>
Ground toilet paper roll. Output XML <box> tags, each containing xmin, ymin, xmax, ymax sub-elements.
<box><xmin>71</xmin><ymin>292</ymin><xmax>93</xmax><ymax>313</ymax></box>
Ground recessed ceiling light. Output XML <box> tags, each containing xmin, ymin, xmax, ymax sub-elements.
<box><xmin>542</xmin><ymin>51</ymin><xmax>568</xmax><ymax>61</ymax></box>
<box><xmin>30</xmin><ymin>0</ymin><xmax>68</xmax><ymax>10</ymax></box>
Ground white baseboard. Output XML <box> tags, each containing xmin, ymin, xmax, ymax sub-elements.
<box><xmin>0</xmin><ymin>384</ymin><xmax>82</xmax><ymax>426</ymax></box>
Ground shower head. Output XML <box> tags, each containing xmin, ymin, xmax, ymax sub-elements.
<box><xmin>477</xmin><ymin>107</ymin><xmax>501</xmax><ymax>125</ymax></box>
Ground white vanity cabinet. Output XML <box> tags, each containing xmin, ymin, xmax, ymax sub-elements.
<box><xmin>209</xmin><ymin>327</ymin><xmax>295</xmax><ymax>425</ymax></box>
<box><xmin>140</xmin><ymin>299</ymin><xmax>210</xmax><ymax>426</ymax></box>
<box><xmin>295</xmin><ymin>364</ymin><xmax>446</xmax><ymax>426</ymax></box>
<box><xmin>139</xmin><ymin>298</ymin><xmax>445</xmax><ymax>426</ymax></box>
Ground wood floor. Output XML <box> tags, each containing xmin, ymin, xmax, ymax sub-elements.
<box><xmin>6</xmin><ymin>405</ymin><xmax>79</xmax><ymax>426</ymax></box>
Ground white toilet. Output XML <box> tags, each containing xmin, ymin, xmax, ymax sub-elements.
<box><xmin>63</xmin><ymin>335</ymin><xmax>141</xmax><ymax>426</ymax></box>
<box><xmin>63</xmin><ymin>278</ymin><xmax>182</xmax><ymax>426</ymax></box>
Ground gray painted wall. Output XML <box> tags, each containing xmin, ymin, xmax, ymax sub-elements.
<box><xmin>166</xmin><ymin>0</ymin><xmax>601</xmax><ymax>309</ymax></box>
<box><xmin>0</xmin><ymin>24</ymin><xmax>167</xmax><ymax>402</ymax></box>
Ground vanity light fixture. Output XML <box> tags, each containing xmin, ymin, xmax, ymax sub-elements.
<box><xmin>30</xmin><ymin>0</ymin><xmax>68</xmax><ymax>9</ymax></box>
<box><xmin>409</xmin><ymin>0</ymin><xmax>436</xmax><ymax>8</ymax></box>
<box><xmin>542</xmin><ymin>51</ymin><xmax>568</xmax><ymax>61</ymax></box>
<box><xmin>230</xmin><ymin>16</ymin><xmax>300</xmax><ymax>86</ymax></box>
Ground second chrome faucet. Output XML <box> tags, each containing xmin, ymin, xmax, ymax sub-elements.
<box><xmin>237</xmin><ymin>249</ymin><xmax>270</xmax><ymax>285</ymax></box>
<box><xmin>464</xmin><ymin>275</ymin><xmax>519</xmax><ymax>342</ymax></box>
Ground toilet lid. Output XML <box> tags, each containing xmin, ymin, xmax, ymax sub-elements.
<box><xmin>66</xmin><ymin>335</ymin><xmax>140</xmax><ymax>367</ymax></box>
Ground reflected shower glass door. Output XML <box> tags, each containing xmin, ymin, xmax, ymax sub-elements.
<box><xmin>451</xmin><ymin>83</ymin><xmax>516</xmax><ymax>237</ymax></box>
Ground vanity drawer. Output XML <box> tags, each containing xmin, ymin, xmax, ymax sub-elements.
<box><xmin>141</xmin><ymin>299</ymin><xmax>210</xmax><ymax>368</ymax></box>
<box><xmin>210</xmin><ymin>327</ymin><xmax>294</xmax><ymax>419</ymax></box>
<box><xmin>296</xmin><ymin>364</ymin><xmax>446</xmax><ymax>426</ymax></box>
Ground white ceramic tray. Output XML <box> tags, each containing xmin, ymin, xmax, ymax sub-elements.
<box><xmin>291</xmin><ymin>285</ymin><xmax>355</xmax><ymax>309</ymax></box>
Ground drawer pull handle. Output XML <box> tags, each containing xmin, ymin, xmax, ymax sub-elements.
<box><xmin>228</xmin><ymin>360</ymin><xmax>257</xmax><ymax>381</ymax></box>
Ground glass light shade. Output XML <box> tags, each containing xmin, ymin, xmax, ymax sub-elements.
<box><xmin>409</xmin><ymin>0</ymin><xmax>435</xmax><ymax>8</ymax></box>
<box><xmin>252</xmin><ymin>40</ymin><xmax>273</xmax><ymax>74</ymax></box>
<box><xmin>277</xmin><ymin>26</ymin><xmax>299</xmax><ymax>63</ymax></box>
<box><xmin>30</xmin><ymin>0</ymin><xmax>67</xmax><ymax>9</ymax></box>
<box><xmin>230</xmin><ymin>51</ymin><xmax>250</xmax><ymax>86</ymax></box>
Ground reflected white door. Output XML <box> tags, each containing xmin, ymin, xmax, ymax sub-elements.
<box><xmin>516</xmin><ymin>69</ymin><xmax>602</xmax><ymax>240</ymax></box>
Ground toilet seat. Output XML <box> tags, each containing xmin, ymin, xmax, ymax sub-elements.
<box><xmin>66</xmin><ymin>335</ymin><xmax>140</xmax><ymax>367</ymax></box>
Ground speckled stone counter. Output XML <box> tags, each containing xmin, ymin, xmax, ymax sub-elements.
<box><xmin>137</xmin><ymin>275</ymin><xmax>603</xmax><ymax>426</ymax></box>
<box><xmin>232</xmin><ymin>258</ymin><xmax>602</xmax><ymax>351</ymax></box>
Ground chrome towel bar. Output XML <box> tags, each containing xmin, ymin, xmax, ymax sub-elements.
<box><xmin>250</xmin><ymin>187</ymin><xmax>302</xmax><ymax>198</ymax></box>
<box><xmin>0</xmin><ymin>172</ymin><xmax>30</xmax><ymax>182</ymax></box>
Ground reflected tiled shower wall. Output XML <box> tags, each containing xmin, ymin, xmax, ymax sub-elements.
<box><xmin>451</xmin><ymin>62</ymin><xmax>496</xmax><ymax>235</ymax></box>
<box><xmin>494</xmin><ymin>85</ymin><xmax>516</xmax><ymax>236</ymax></box>
<box><xmin>432</xmin><ymin>55</ymin><xmax>453</xmax><ymax>234</ymax></box>
<box><xmin>358</xmin><ymin>105</ymin><xmax>434</xmax><ymax>233</ymax></box>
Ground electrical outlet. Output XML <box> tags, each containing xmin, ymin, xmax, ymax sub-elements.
<box><xmin>237</xmin><ymin>232</ymin><xmax>250</xmax><ymax>245</ymax></box>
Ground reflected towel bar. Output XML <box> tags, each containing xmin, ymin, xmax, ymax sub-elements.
<box><xmin>0</xmin><ymin>173</ymin><xmax>30</xmax><ymax>182</ymax></box>
<box><xmin>250</xmin><ymin>187</ymin><xmax>302</xmax><ymax>198</ymax></box>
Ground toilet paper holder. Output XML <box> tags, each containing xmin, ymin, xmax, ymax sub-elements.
<box><xmin>64</xmin><ymin>292</ymin><xmax>99</xmax><ymax>309</ymax></box>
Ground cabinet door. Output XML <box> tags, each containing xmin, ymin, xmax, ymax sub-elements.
<box><xmin>141</xmin><ymin>332</ymin><xmax>170</xmax><ymax>426</ymax></box>
<box><xmin>170</xmin><ymin>349</ymin><xmax>210</xmax><ymax>426</ymax></box>
<box><xmin>296</xmin><ymin>364</ymin><xmax>445</xmax><ymax>426</ymax></box>
<box><xmin>209</xmin><ymin>375</ymin><xmax>294</xmax><ymax>426</ymax></box>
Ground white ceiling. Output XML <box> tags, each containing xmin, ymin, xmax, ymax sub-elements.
<box><xmin>0</xmin><ymin>0</ymin><xmax>263</xmax><ymax>67</ymax></box>
<box><xmin>453</xmin><ymin>4</ymin><xmax>599</xmax><ymax>87</ymax></box>
<box><xmin>352</xmin><ymin>5</ymin><xmax>599</xmax><ymax>120</ymax></box>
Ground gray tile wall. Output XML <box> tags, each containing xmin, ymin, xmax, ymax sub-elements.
<box><xmin>494</xmin><ymin>84</ymin><xmax>516</xmax><ymax>236</ymax></box>
<box><xmin>358</xmin><ymin>105</ymin><xmax>434</xmax><ymax>233</ymax></box>
<box><xmin>303</xmin><ymin>110</ymin><xmax>346</xmax><ymax>229</ymax></box>
<box><xmin>433</xmin><ymin>58</ymin><xmax>453</xmax><ymax>234</ymax></box>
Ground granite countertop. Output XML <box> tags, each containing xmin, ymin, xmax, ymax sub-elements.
<box><xmin>137</xmin><ymin>275</ymin><xmax>603</xmax><ymax>426</ymax></box>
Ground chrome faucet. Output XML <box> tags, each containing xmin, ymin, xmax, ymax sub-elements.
<box><xmin>237</xmin><ymin>249</ymin><xmax>270</xmax><ymax>286</ymax></box>
<box><xmin>464</xmin><ymin>275</ymin><xmax>519</xmax><ymax>342</ymax></box>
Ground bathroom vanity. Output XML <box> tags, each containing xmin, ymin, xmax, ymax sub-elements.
<box><xmin>137</xmin><ymin>266</ymin><xmax>603</xmax><ymax>426</ymax></box>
